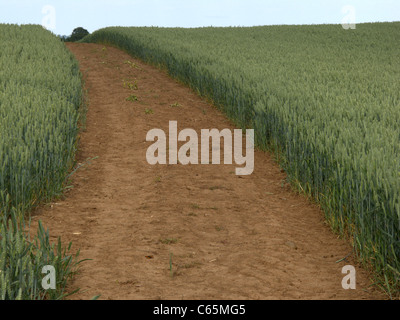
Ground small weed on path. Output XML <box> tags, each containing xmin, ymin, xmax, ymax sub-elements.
<box><xmin>170</xmin><ymin>102</ymin><xmax>182</xmax><ymax>108</ymax></box>
<box><xmin>160</xmin><ymin>238</ymin><xmax>179</xmax><ymax>245</ymax></box>
<box><xmin>124</xmin><ymin>60</ymin><xmax>140</xmax><ymax>69</ymax></box>
<box><xmin>126</xmin><ymin>95</ymin><xmax>138</xmax><ymax>102</ymax></box>
<box><xmin>123</xmin><ymin>79</ymin><xmax>138</xmax><ymax>90</ymax></box>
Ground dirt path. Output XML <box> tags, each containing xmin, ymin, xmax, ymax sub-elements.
<box><xmin>30</xmin><ymin>43</ymin><xmax>385</xmax><ymax>300</ymax></box>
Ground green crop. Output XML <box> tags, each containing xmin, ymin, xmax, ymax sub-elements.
<box><xmin>0</xmin><ymin>209</ymin><xmax>85</xmax><ymax>300</ymax></box>
<box><xmin>0</xmin><ymin>24</ymin><xmax>84</xmax><ymax>299</ymax></box>
<box><xmin>0</xmin><ymin>24</ymin><xmax>83</xmax><ymax>214</ymax></box>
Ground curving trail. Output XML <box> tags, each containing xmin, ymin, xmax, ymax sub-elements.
<box><xmin>31</xmin><ymin>43</ymin><xmax>385</xmax><ymax>300</ymax></box>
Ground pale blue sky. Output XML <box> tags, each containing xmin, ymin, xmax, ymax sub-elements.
<box><xmin>0</xmin><ymin>0</ymin><xmax>399</xmax><ymax>36</ymax></box>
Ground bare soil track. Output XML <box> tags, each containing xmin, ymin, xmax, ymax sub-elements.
<box><xmin>30</xmin><ymin>43</ymin><xmax>386</xmax><ymax>300</ymax></box>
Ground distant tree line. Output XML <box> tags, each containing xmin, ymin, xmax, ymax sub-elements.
<box><xmin>58</xmin><ymin>27</ymin><xmax>90</xmax><ymax>42</ymax></box>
